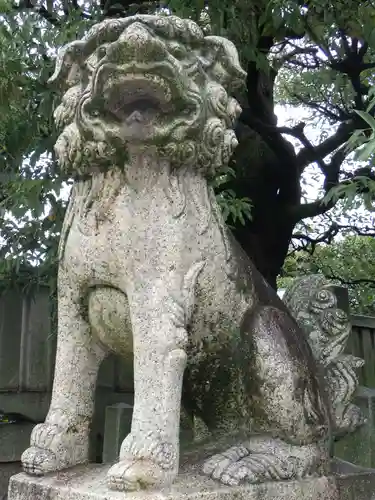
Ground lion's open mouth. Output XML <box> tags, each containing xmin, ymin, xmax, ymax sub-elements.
<box><xmin>78</xmin><ymin>61</ymin><xmax>194</xmax><ymax>144</ymax></box>
<box><xmin>102</xmin><ymin>72</ymin><xmax>174</xmax><ymax>121</ymax></box>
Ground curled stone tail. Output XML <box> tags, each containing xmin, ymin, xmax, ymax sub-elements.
<box><xmin>283</xmin><ymin>275</ymin><xmax>365</xmax><ymax>438</ymax></box>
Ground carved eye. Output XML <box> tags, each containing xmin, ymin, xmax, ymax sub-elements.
<box><xmin>316</xmin><ymin>290</ymin><xmax>330</xmax><ymax>302</ymax></box>
<box><xmin>97</xmin><ymin>46</ymin><xmax>107</xmax><ymax>59</ymax></box>
<box><xmin>81</xmin><ymin>97</ymin><xmax>104</xmax><ymax>120</ymax></box>
<box><xmin>169</xmin><ymin>43</ymin><xmax>187</xmax><ymax>59</ymax></box>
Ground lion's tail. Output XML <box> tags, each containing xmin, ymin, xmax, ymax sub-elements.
<box><xmin>283</xmin><ymin>275</ymin><xmax>365</xmax><ymax>439</ymax></box>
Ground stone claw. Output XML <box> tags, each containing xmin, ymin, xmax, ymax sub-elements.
<box><xmin>21</xmin><ymin>446</ymin><xmax>58</xmax><ymax>476</ymax></box>
<box><xmin>107</xmin><ymin>431</ymin><xmax>178</xmax><ymax>491</ymax></box>
<box><xmin>21</xmin><ymin>413</ymin><xmax>89</xmax><ymax>476</ymax></box>
<box><xmin>202</xmin><ymin>440</ymin><xmax>323</xmax><ymax>486</ymax></box>
<box><xmin>107</xmin><ymin>459</ymin><xmax>167</xmax><ymax>491</ymax></box>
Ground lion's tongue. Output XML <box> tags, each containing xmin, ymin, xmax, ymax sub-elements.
<box><xmin>126</xmin><ymin>110</ymin><xmax>145</xmax><ymax>124</ymax></box>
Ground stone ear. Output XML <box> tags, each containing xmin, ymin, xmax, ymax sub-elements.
<box><xmin>48</xmin><ymin>41</ymin><xmax>85</xmax><ymax>88</ymax></box>
<box><xmin>202</xmin><ymin>35</ymin><xmax>246</xmax><ymax>92</ymax></box>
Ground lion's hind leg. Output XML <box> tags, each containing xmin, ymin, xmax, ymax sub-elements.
<box><xmin>202</xmin><ymin>304</ymin><xmax>330</xmax><ymax>486</ymax></box>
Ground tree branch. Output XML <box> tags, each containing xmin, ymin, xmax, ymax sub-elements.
<box><xmin>358</xmin><ymin>41</ymin><xmax>369</xmax><ymax>59</ymax></box>
<box><xmin>291</xmin><ymin>146</ymin><xmax>347</xmax><ymax>221</ymax></box>
<box><xmin>293</xmin><ymin>223</ymin><xmax>340</xmax><ymax>252</ymax></box>
<box><xmin>239</xmin><ymin>110</ymin><xmax>297</xmax><ymax>165</ymax></box>
<box><xmin>286</xmin><ymin>59</ymin><xmax>321</xmax><ymax>70</ymax></box>
<box><xmin>278</xmin><ymin>122</ymin><xmax>329</xmax><ymax>174</ymax></box>
<box><xmin>101</xmin><ymin>0</ymin><xmax>158</xmax><ymax>16</ymax></box>
<box><xmin>277</xmin><ymin>46</ymin><xmax>319</xmax><ymax>68</ymax></box>
<box><xmin>290</xmin><ymin>92</ymin><xmax>343</xmax><ymax>122</ymax></box>
<box><xmin>339</xmin><ymin>29</ymin><xmax>350</xmax><ymax>55</ymax></box>
<box><xmin>13</xmin><ymin>0</ymin><xmax>61</xmax><ymax>25</ymax></box>
<box><xmin>335</xmin><ymin>224</ymin><xmax>375</xmax><ymax>237</ymax></box>
<box><xmin>324</xmin><ymin>268</ymin><xmax>375</xmax><ymax>288</ymax></box>
<box><xmin>296</xmin><ymin>120</ymin><xmax>355</xmax><ymax>169</ymax></box>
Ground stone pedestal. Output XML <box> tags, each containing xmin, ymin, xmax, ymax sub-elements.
<box><xmin>102</xmin><ymin>403</ymin><xmax>132</xmax><ymax>464</ymax></box>
<box><xmin>0</xmin><ymin>463</ymin><xmax>22</xmax><ymax>500</ymax></box>
<box><xmin>7</xmin><ymin>460</ymin><xmax>375</xmax><ymax>500</ymax></box>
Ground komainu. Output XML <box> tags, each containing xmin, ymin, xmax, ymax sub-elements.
<box><xmin>21</xmin><ymin>15</ymin><xmax>363</xmax><ymax>492</ymax></box>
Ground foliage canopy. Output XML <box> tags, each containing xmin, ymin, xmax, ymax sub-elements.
<box><xmin>1</xmin><ymin>0</ymin><xmax>375</xmax><ymax>291</ymax></box>
<box><xmin>280</xmin><ymin>235</ymin><xmax>375</xmax><ymax>315</ymax></box>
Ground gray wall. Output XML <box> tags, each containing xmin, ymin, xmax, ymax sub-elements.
<box><xmin>0</xmin><ymin>287</ymin><xmax>134</xmax><ymax>464</ymax></box>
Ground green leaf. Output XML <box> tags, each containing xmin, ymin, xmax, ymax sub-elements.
<box><xmin>355</xmin><ymin>110</ymin><xmax>375</xmax><ymax>132</ymax></box>
<box><xmin>355</xmin><ymin>141</ymin><xmax>375</xmax><ymax>162</ymax></box>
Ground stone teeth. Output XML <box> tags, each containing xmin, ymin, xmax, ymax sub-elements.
<box><xmin>143</xmin><ymin>73</ymin><xmax>172</xmax><ymax>102</ymax></box>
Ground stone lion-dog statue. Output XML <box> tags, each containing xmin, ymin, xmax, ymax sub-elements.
<box><xmin>21</xmin><ymin>14</ymin><xmax>364</xmax><ymax>492</ymax></box>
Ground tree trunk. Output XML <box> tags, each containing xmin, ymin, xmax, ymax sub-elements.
<box><xmin>222</xmin><ymin>145</ymin><xmax>298</xmax><ymax>290</ymax></box>
<box><xmin>232</xmin><ymin>203</ymin><xmax>296</xmax><ymax>291</ymax></box>
<box><xmin>221</xmin><ymin>54</ymin><xmax>302</xmax><ymax>290</ymax></box>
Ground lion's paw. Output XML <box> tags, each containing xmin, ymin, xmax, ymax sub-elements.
<box><xmin>21</xmin><ymin>410</ymin><xmax>89</xmax><ymax>476</ymax></box>
<box><xmin>107</xmin><ymin>431</ymin><xmax>178</xmax><ymax>491</ymax></box>
<box><xmin>202</xmin><ymin>446</ymin><xmax>252</xmax><ymax>486</ymax></box>
<box><xmin>202</xmin><ymin>442</ymin><xmax>316</xmax><ymax>486</ymax></box>
<box><xmin>22</xmin><ymin>445</ymin><xmax>59</xmax><ymax>476</ymax></box>
<box><xmin>120</xmin><ymin>430</ymin><xmax>178</xmax><ymax>470</ymax></box>
<box><xmin>107</xmin><ymin>458</ymin><xmax>172</xmax><ymax>491</ymax></box>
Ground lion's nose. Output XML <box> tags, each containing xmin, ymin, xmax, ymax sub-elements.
<box><xmin>106</xmin><ymin>22</ymin><xmax>166</xmax><ymax>63</ymax></box>
<box><xmin>120</xmin><ymin>22</ymin><xmax>151</xmax><ymax>48</ymax></box>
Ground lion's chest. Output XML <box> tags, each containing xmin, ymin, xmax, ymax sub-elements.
<box><xmin>62</xmin><ymin>182</ymin><xmax>193</xmax><ymax>289</ymax></box>
<box><xmin>63</xmin><ymin>203</ymin><xmax>135</xmax><ymax>287</ymax></box>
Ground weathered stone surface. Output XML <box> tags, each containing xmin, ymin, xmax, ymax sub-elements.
<box><xmin>0</xmin><ymin>292</ymin><xmax>24</xmax><ymax>391</ymax></box>
<box><xmin>283</xmin><ymin>275</ymin><xmax>365</xmax><ymax>438</ymax></box>
<box><xmin>0</xmin><ymin>288</ymin><xmax>54</xmax><ymax>393</ymax></box>
<box><xmin>10</xmin><ymin>460</ymin><xmax>375</xmax><ymax>500</ymax></box>
<box><xmin>16</xmin><ymin>13</ymin><xmax>364</xmax><ymax>496</ymax></box>
<box><xmin>8</xmin><ymin>464</ymin><xmax>340</xmax><ymax>500</ymax></box>
<box><xmin>332</xmin><ymin>459</ymin><xmax>375</xmax><ymax>500</ymax></box>
<box><xmin>18</xmin><ymin>288</ymin><xmax>55</xmax><ymax>392</ymax></box>
<box><xmin>0</xmin><ymin>463</ymin><xmax>22</xmax><ymax>500</ymax></box>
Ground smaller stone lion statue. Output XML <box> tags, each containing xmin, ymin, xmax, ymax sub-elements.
<box><xmin>20</xmin><ymin>14</ymin><xmax>363</xmax><ymax>493</ymax></box>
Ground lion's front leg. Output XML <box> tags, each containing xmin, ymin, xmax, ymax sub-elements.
<box><xmin>107</xmin><ymin>300</ymin><xmax>188</xmax><ymax>491</ymax></box>
<box><xmin>21</xmin><ymin>269</ymin><xmax>106</xmax><ymax>476</ymax></box>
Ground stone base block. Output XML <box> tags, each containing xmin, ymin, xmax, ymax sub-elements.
<box><xmin>0</xmin><ymin>462</ymin><xmax>22</xmax><ymax>500</ymax></box>
<box><xmin>8</xmin><ymin>461</ymin><xmax>375</xmax><ymax>500</ymax></box>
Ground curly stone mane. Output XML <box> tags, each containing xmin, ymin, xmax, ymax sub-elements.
<box><xmin>49</xmin><ymin>15</ymin><xmax>246</xmax><ymax>178</ymax></box>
